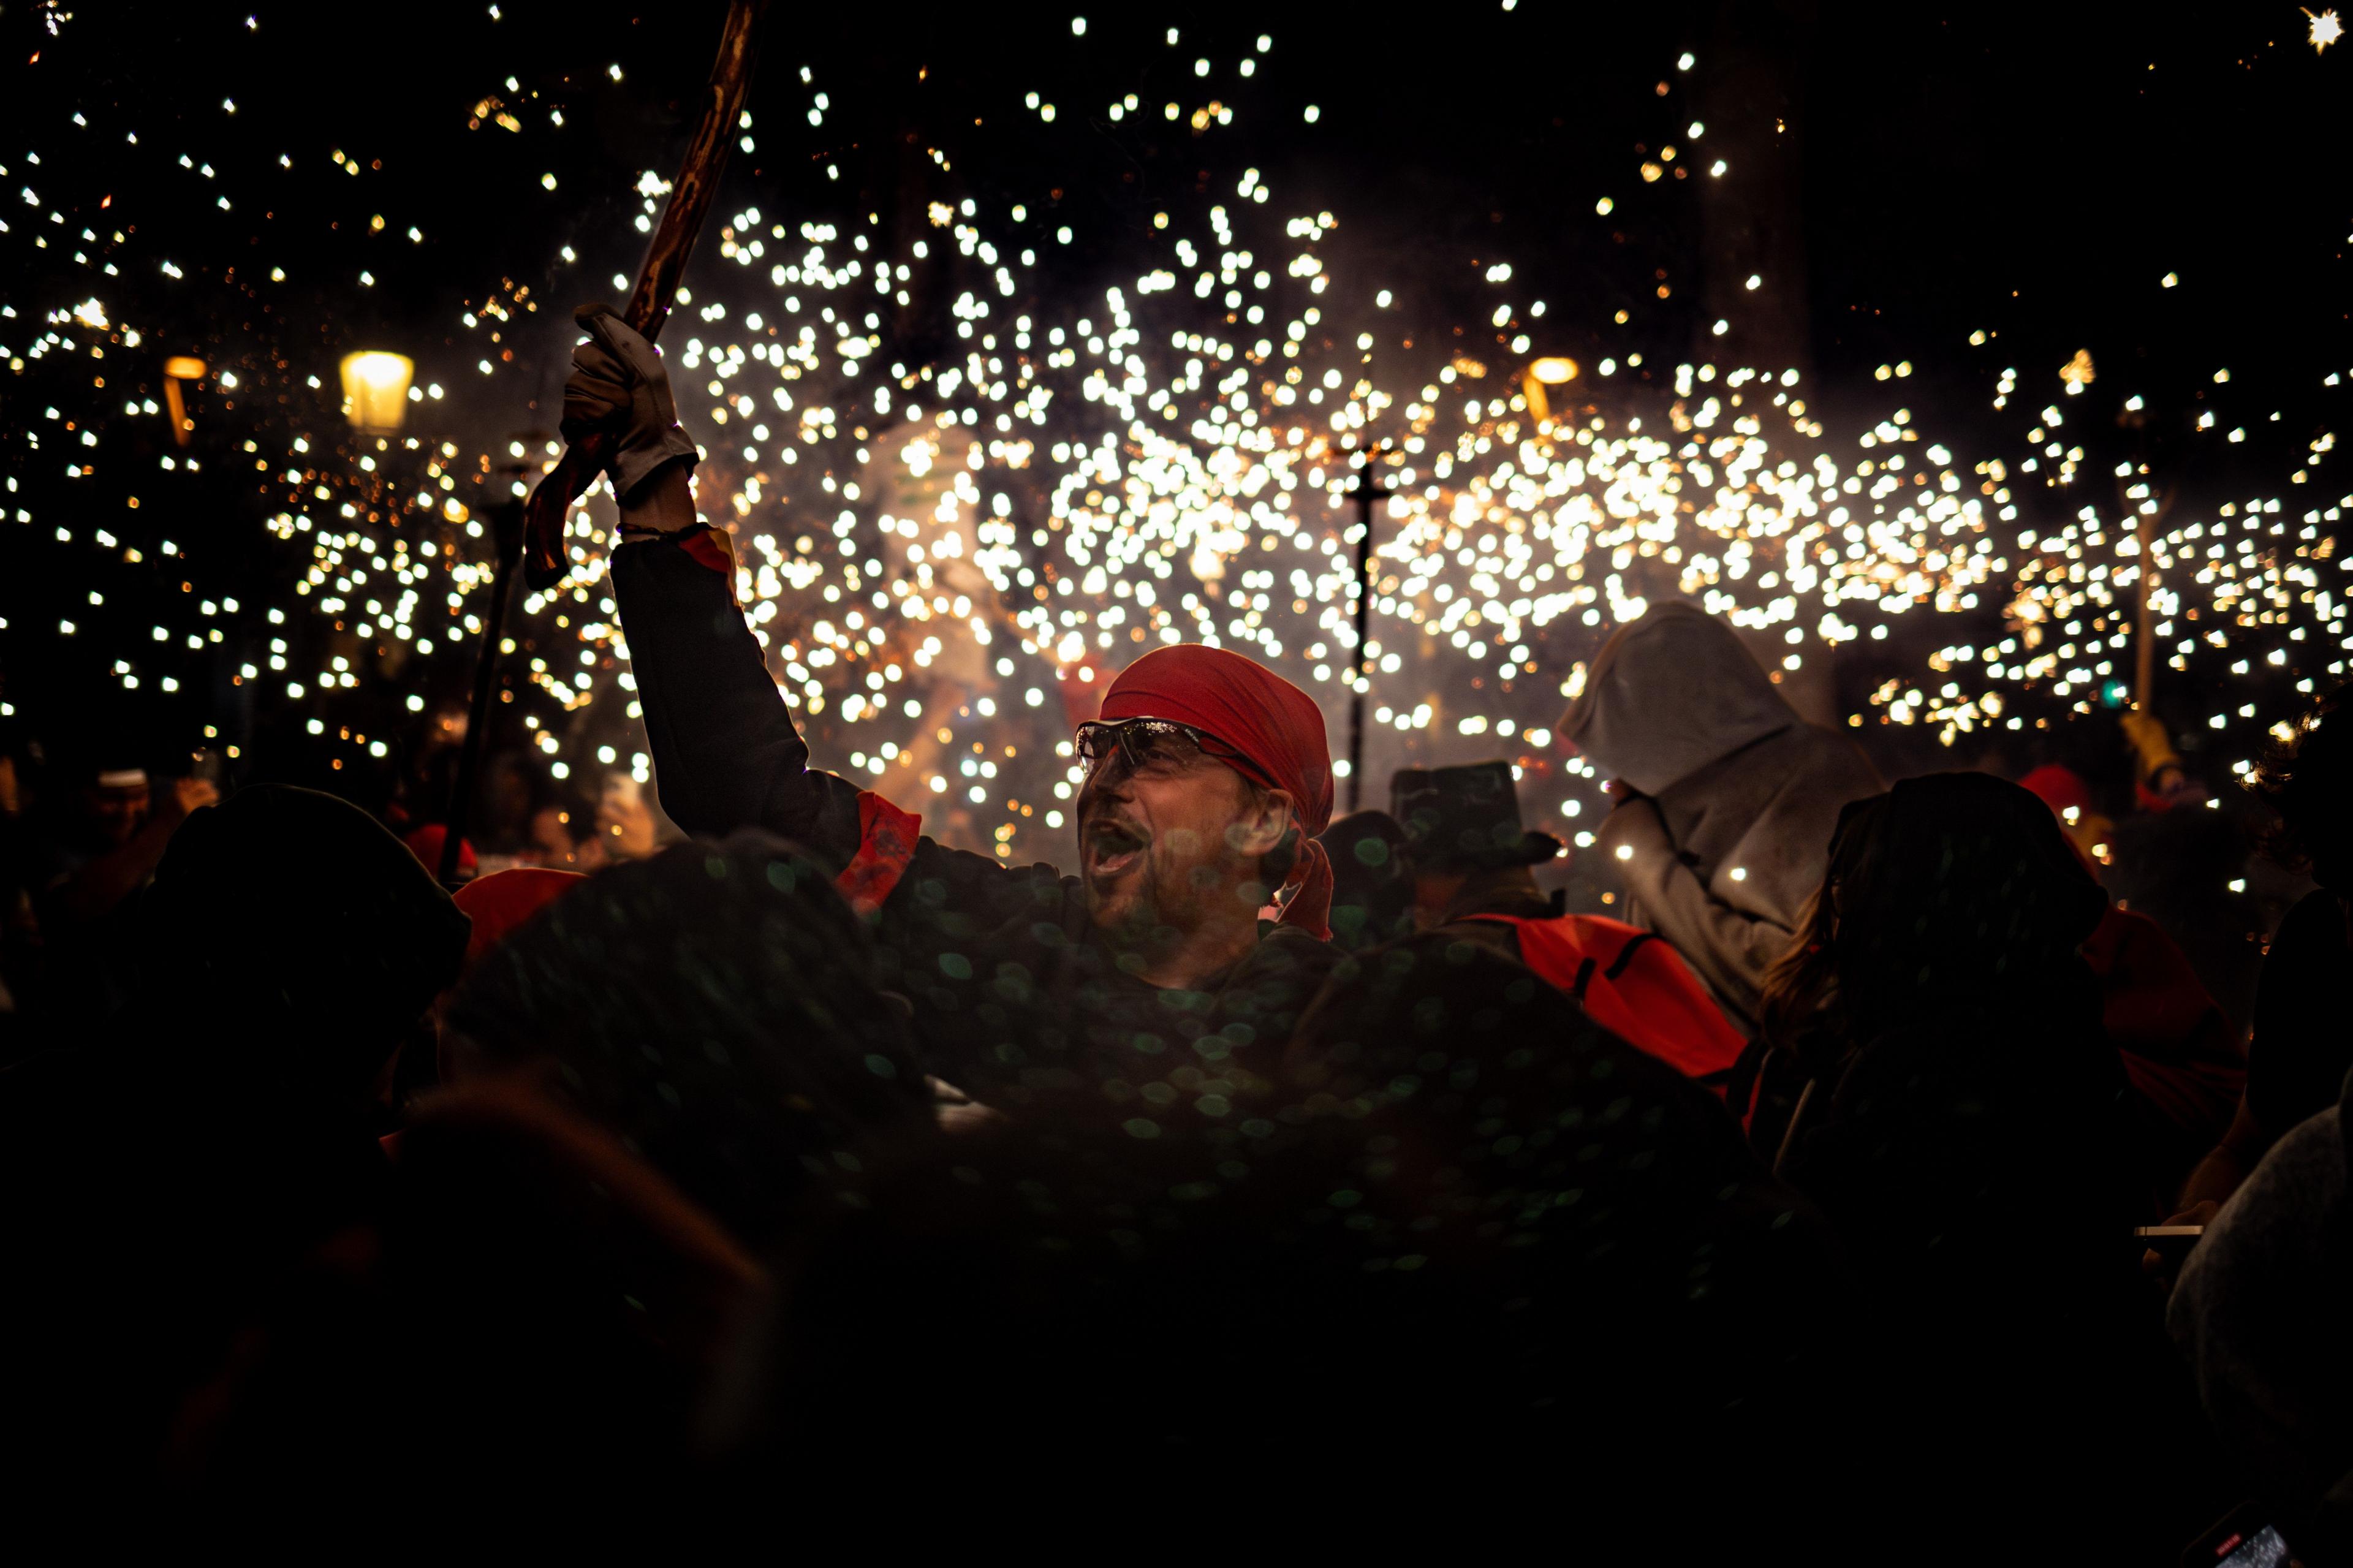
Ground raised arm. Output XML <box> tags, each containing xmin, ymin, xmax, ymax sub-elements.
<box><xmin>611</xmin><ymin>517</ymin><xmax>863</xmax><ymax>864</ymax></box>
<box><xmin>566</xmin><ymin>306</ymin><xmax>863</xmax><ymax>868</ymax></box>
<box><xmin>1599</xmin><ymin>795</ymin><xmax>1790</xmax><ymax>1032</ymax></box>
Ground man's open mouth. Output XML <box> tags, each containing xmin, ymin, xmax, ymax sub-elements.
<box><xmin>1083</xmin><ymin>817</ymin><xmax>1148</xmax><ymax>881</ymax></box>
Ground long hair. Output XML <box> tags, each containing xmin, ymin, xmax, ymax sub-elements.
<box><xmin>1755</xmin><ymin>790</ymin><xmax>1885</xmax><ymax>1071</ymax></box>
<box><xmin>1755</xmin><ymin>882</ymin><xmax>1844</xmax><ymax>1070</ymax></box>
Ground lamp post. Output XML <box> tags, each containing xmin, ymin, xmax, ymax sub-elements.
<box><xmin>1343</xmin><ymin>444</ymin><xmax>1392</xmax><ymax>812</ymax></box>
<box><xmin>440</xmin><ymin>493</ymin><xmax>528</xmax><ymax>885</ymax></box>
<box><xmin>161</xmin><ymin>355</ymin><xmax>207</xmax><ymax>447</ymax></box>
<box><xmin>1521</xmin><ymin>355</ymin><xmax>1578</xmax><ymax>428</ymax></box>
<box><xmin>338</xmin><ymin>350</ymin><xmax>471</xmax><ymax>870</ymax></box>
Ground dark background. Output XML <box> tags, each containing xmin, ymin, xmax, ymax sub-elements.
<box><xmin>17</xmin><ymin>2</ymin><xmax>2336</xmax><ymax>397</ymax></box>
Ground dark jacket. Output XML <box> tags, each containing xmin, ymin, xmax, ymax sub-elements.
<box><xmin>1782</xmin><ymin>775</ymin><xmax>2224</xmax><ymax>1553</ymax></box>
<box><xmin>2249</xmin><ymin>888</ymin><xmax>2353</xmax><ymax>1138</ymax></box>
<box><xmin>2171</xmin><ymin>1097</ymin><xmax>2353</xmax><ymax>1556</ymax></box>
<box><xmin>611</xmin><ymin>527</ymin><xmax>1344</xmax><ymax>1121</ymax></box>
<box><xmin>0</xmin><ymin>786</ymin><xmax>468</xmax><ymax>1510</ymax></box>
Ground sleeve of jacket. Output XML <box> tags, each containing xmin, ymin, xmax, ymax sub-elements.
<box><xmin>2167</xmin><ymin>1112</ymin><xmax>2347</xmax><ymax>1521</ymax></box>
<box><xmin>610</xmin><ymin>526</ymin><xmax>865</xmax><ymax>871</ymax></box>
<box><xmin>1598</xmin><ymin>796</ymin><xmax>1790</xmax><ymax>1032</ymax></box>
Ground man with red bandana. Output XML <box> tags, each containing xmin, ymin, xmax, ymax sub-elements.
<box><xmin>568</xmin><ymin>307</ymin><xmax>1344</xmax><ymax>1115</ymax></box>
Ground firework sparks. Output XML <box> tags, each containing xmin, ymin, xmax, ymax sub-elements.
<box><xmin>2</xmin><ymin>17</ymin><xmax>2343</xmax><ymax>860</ymax></box>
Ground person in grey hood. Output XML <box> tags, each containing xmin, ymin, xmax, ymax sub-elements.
<box><xmin>1561</xmin><ymin>600</ymin><xmax>1882</xmax><ymax>1033</ymax></box>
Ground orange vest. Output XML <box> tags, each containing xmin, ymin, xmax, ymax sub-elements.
<box><xmin>1464</xmin><ymin>913</ymin><xmax>1747</xmax><ymax>1081</ymax></box>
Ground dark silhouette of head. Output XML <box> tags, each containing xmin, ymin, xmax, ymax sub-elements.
<box><xmin>444</xmin><ymin>832</ymin><xmax>933</xmax><ymax>1240</ymax></box>
<box><xmin>1316</xmin><ymin>809</ymin><xmax>1415</xmax><ymax>951</ymax></box>
<box><xmin>1821</xmin><ymin>773</ymin><xmax>2105</xmax><ymax>1040</ymax></box>
<box><xmin>137</xmin><ymin>784</ymin><xmax>470</xmax><ymax>1105</ymax></box>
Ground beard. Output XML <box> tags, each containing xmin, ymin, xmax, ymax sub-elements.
<box><xmin>1083</xmin><ymin>825</ymin><xmax>1234</xmax><ymax>948</ymax></box>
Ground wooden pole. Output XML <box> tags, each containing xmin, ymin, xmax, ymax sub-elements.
<box><xmin>1344</xmin><ymin>447</ymin><xmax>1390</xmax><ymax>813</ymax></box>
<box><xmin>523</xmin><ymin>0</ymin><xmax>770</xmax><ymax>591</ymax></box>
<box><xmin>441</xmin><ymin>498</ymin><xmax>526</xmax><ymax>884</ymax></box>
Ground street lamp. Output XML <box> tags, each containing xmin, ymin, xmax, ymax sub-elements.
<box><xmin>161</xmin><ymin>355</ymin><xmax>207</xmax><ymax>447</ymax></box>
<box><xmin>1523</xmin><ymin>356</ymin><xmax>1578</xmax><ymax>426</ymax></box>
<box><xmin>340</xmin><ymin>350</ymin><xmax>415</xmax><ymax>432</ymax></box>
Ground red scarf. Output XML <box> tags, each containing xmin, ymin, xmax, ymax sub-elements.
<box><xmin>1100</xmin><ymin>645</ymin><xmax>1335</xmax><ymax>941</ymax></box>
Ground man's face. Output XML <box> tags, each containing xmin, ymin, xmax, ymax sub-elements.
<box><xmin>88</xmin><ymin>784</ymin><xmax>150</xmax><ymax>847</ymax></box>
<box><xmin>1075</xmin><ymin>727</ymin><xmax>1265</xmax><ymax>940</ymax></box>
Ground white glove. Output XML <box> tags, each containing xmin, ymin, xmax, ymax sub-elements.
<box><xmin>561</xmin><ymin>303</ymin><xmax>700</xmax><ymax>501</ymax></box>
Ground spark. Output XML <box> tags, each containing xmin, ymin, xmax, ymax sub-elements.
<box><xmin>4</xmin><ymin>23</ymin><xmax>2343</xmax><ymax>862</ymax></box>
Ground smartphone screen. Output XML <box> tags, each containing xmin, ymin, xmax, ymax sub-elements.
<box><xmin>2199</xmin><ymin>1523</ymin><xmax>2289</xmax><ymax>1567</ymax></box>
<box><xmin>2187</xmin><ymin>1502</ymin><xmax>2292</xmax><ymax>1568</ymax></box>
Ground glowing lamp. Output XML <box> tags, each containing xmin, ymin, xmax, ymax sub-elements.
<box><xmin>161</xmin><ymin>355</ymin><xmax>208</xmax><ymax>447</ymax></box>
<box><xmin>1521</xmin><ymin>357</ymin><xmax>1578</xmax><ymax>425</ymax></box>
<box><xmin>341</xmin><ymin>350</ymin><xmax>415</xmax><ymax>431</ymax></box>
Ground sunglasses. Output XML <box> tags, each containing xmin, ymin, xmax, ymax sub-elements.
<box><xmin>1074</xmin><ymin>717</ymin><xmax>1249</xmax><ymax>781</ymax></box>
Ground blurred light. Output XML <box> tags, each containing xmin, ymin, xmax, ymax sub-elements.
<box><xmin>161</xmin><ymin>355</ymin><xmax>209</xmax><ymax>447</ymax></box>
<box><xmin>340</xmin><ymin>350</ymin><xmax>414</xmax><ymax>431</ymax></box>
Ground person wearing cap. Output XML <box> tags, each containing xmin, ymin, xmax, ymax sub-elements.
<box><xmin>1560</xmin><ymin>601</ymin><xmax>1883</xmax><ymax>1036</ymax></box>
<box><xmin>21</xmin><ymin>757</ymin><xmax>219</xmax><ymax>1030</ymax></box>
<box><xmin>1395</xmin><ymin>760</ymin><xmax>1745</xmax><ymax>1083</ymax></box>
<box><xmin>565</xmin><ymin>307</ymin><xmax>1344</xmax><ymax>1118</ymax></box>
<box><xmin>40</xmin><ymin>762</ymin><xmax>219</xmax><ymax>931</ymax></box>
<box><xmin>1314</xmin><ymin>810</ymin><xmax>1417</xmax><ymax>953</ymax></box>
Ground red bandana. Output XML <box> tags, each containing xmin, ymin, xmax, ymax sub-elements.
<box><xmin>1099</xmin><ymin>644</ymin><xmax>1335</xmax><ymax>941</ymax></box>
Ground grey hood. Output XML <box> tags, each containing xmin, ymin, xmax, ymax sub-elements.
<box><xmin>1561</xmin><ymin>600</ymin><xmax>1796</xmax><ymax>796</ymax></box>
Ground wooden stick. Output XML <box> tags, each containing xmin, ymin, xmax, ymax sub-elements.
<box><xmin>1344</xmin><ymin>447</ymin><xmax>1390</xmax><ymax>814</ymax></box>
<box><xmin>441</xmin><ymin>498</ymin><xmax>525</xmax><ymax>884</ymax></box>
<box><xmin>522</xmin><ymin>0</ymin><xmax>771</xmax><ymax>591</ymax></box>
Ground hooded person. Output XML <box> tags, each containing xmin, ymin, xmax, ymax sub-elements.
<box><xmin>566</xmin><ymin>305</ymin><xmax>1344</xmax><ymax>1123</ymax></box>
<box><xmin>0</xmin><ymin>784</ymin><xmax>470</xmax><ymax>1507</ymax></box>
<box><xmin>1772</xmin><ymin>773</ymin><xmax>2226</xmax><ymax>1553</ymax></box>
<box><xmin>1561</xmin><ymin>600</ymin><xmax>1882</xmax><ymax>1033</ymax></box>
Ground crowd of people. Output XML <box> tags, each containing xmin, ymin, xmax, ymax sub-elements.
<box><xmin>0</xmin><ymin>307</ymin><xmax>2345</xmax><ymax>1556</ymax></box>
